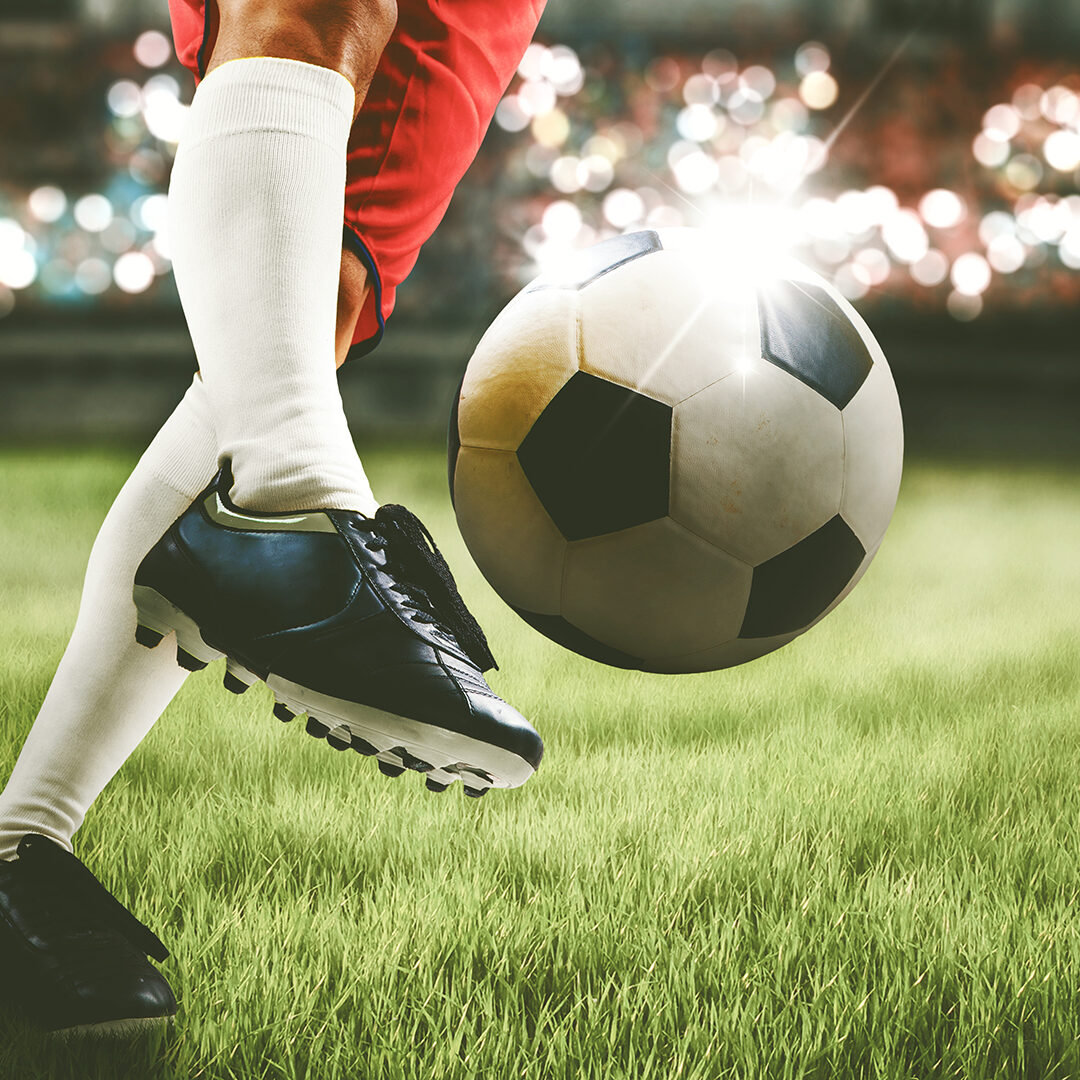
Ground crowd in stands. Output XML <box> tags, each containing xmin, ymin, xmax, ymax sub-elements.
<box><xmin>1</xmin><ymin>26</ymin><xmax>1078</xmax><ymax>327</ymax></box>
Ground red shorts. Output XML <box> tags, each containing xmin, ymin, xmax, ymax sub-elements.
<box><xmin>168</xmin><ymin>0</ymin><xmax>545</xmax><ymax>357</ymax></box>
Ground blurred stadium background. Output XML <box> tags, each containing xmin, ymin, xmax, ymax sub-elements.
<box><xmin>1</xmin><ymin>0</ymin><xmax>1078</xmax><ymax>454</ymax></box>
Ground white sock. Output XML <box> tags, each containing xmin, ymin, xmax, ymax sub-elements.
<box><xmin>0</xmin><ymin>377</ymin><xmax>217</xmax><ymax>860</ymax></box>
<box><xmin>168</xmin><ymin>56</ymin><xmax>378</xmax><ymax>516</ymax></box>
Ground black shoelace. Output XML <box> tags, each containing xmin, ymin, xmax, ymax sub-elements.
<box><xmin>368</xmin><ymin>505</ymin><xmax>497</xmax><ymax>673</ymax></box>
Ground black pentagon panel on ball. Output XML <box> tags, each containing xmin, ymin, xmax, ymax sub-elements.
<box><xmin>510</xmin><ymin>605</ymin><xmax>644</xmax><ymax>669</ymax></box>
<box><xmin>517</xmin><ymin>371</ymin><xmax>672</xmax><ymax>541</ymax></box>
<box><xmin>740</xmin><ymin>515</ymin><xmax>865</xmax><ymax>638</ymax></box>
<box><xmin>526</xmin><ymin>230</ymin><xmax>662</xmax><ymax>292</ymax></box>
<box><xmin>758</xmin><ymin>279</ymin><xmax>874</xmax><ymax>410</ymax></box>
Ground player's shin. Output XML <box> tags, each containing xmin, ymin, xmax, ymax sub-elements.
<box><xmin>167</xmin><ymin>32</ymin><xmax>385</xmax><ymax>516</ymax></box>
<box><xmin>0</xmin><ymin>376</ymin><xmax>217</xmax><ymax>860</ymax></box>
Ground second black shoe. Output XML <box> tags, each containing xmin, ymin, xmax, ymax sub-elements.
<box><xmin>0</xmin><ymin>834</ymin><xmax>177</xmax><ymax>1036</ymax></box>
<box><xmin>133</xmin><ymin>469</ymin><xmax>542</xmax><ymax>796</ymax></box>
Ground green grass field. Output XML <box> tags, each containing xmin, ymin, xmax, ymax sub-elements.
<box><xmin>1</xmin><ymin>446</ymin><xmax>1079</xmax><ymax>1080</ymax></box>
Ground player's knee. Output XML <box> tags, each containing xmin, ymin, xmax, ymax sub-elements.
<box><xmin>215</xmin><ymin>0</ymin><xmax>397</xmax><ymax>89</ymax></box>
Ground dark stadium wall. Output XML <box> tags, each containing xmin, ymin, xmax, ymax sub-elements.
<box><xmin>66</xmin><ymin>0</ymin><xmax>1080</xmax><ymax>41</ymax></box>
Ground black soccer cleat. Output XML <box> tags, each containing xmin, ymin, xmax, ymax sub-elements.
<box><xmin>132</xmin><ymin>468</ymin><xmax>543</xmax><ymax>795</ymax></box>
<box><xmin>0</xmin><ymin>834</ymin><xmax>177</xmax><ymax>1037</ymax></box>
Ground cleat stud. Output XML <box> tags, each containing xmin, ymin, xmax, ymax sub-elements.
<box><xmin>326</xmin><ymin>733</ymin><xmax>351</xmax><ymax>751</ymax></box>
<box><xmin>463</xmin><ymin>786</ymin><xmax>487</xmax><ymax>799</ymax></box>
<box><xmin>273</xmin><ymin>702</ymin><xmax>295</xmax><ymax>723</ymax></box>
<box><xmin>305</xmin><ymin>717</ymin><xmax>330</xmax><ymax>739</ymax></box>
<box><xmin>350</xmin><ymin>735</ymin><xmax>377</xmax><ymax>756</ymax></box>
<box><xmin>135</xmin><ymin>625</ymin><xmax>164</xmax><ymax>649</ymax></box>
<box><xmin>223</xmin><ymin>671</ymin><xmax>249</xmax><ymax>695</ymax></box>
<box><xmin>425</xmin><ymin>778</ymin><xmax>449</xmax><ymax>793</ymax></box>
<box><xmin>378</xmin><ymin>761</ymin><xmax>405</xmax><ymax>778</ymax></box>
<box><xmin>176</xmin><ymin>647</ymin><xmax>207</xmax><ymax>672</ymax></box>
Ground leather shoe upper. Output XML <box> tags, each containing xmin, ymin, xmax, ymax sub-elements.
<box><xmin>0</xmin><ymin>834</ymin><xmax>176</xmax><ymax>1031</ymax></box>
<box><xmin>136</xmin><ymin>471</ymin><xmax>541</xmax><ymax>766</ymax></box>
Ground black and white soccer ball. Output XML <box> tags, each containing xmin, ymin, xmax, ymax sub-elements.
<box><xmin>448</xmin><ymin>228</ymin><xmax>903</xmax><ymax>673</ymax></box>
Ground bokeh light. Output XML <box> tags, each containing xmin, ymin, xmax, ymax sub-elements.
<box><xmin>882</xmin><ymin>209</ymin><xmax>929</xmax><ymax>264</ymax></box>
<box><xmin>794</xmin><ymin>42</ymin><xmax>830</xmax><ymax>77</ymax></box>
<box><xmin>0</xmin><ymin>247</ymin><xmax>38</xmax><ymax>290</ymax></box>
<box><xmin>1005</xmin><ymin>154</ymin><xmax>1043</xmax><ymax>191</ymax></box>
<box><xmin>133</xmin><ymin>30</ymin><xmax>172</xmax><ymax>69</ymax></box>
<box><xmin>143</xmin><ymin>75</ymin><xmax>188</xmax><ymax>143</ymax></box>
<box><xmin>1044</xmin><ymin>130</ymin><xmax>1080</xmax><ymax>173</ymax></box>
<box><xmin>950</xmin><ymin>252</ymin><xmax>992</xmax><ymax>296</ymax></box>
<box><xmin>541</xmin><ymin>199</ymin><xmax>583</xmax><ymax>242</ymax></box>
<box><xmin>910</xmin><ymin>250</ymin><xmax>949</xmax><ymax>286</ymax></box>
<box><xmin>676</xmin><ymin>104</ymin><xmax>719</xmax><ymax>142</ymax></box>
<box><xmin>946</xmin><ymin>290</ymin><xmax>983</xmax><ymax>320</ymax></box>
<box><xmin>547</xmin><ymin>46</ymin><xmax>584</xmax><ymax>96</ymax></box>
<box><xmin>73</xmin><ymin>194</ymin><xmax>113</xmax><ymax>233</ymax></box>
<box><xmin>495</xmin><ymin>96</ymin><xmax>529</xmax><ymax>133</ymax></box>
<box><xmin>1040</xmin><ymin>85</ymin><xmax>1079</xmax><ymax>125</ymax></box>
<box><xmin>6</xmin><ymin>28</ymin><xmax>1080</xmax><ymax>327</ymax></box>
<box><xmin>602</xmin><ymin>189</ymin><xmax>645</xmax><ymax>229</ymax></box>
<box><xmin>517</xmin><ymin>43</ymin><xmax>550</xmax><ymax>82</ymax></box>
<box><xmin>1012</xmin><ymin>83</ymin><xmax>1044</xmax><ymax>119</ymax></box>
<box><xmin>107</xmin><ymin>80</ymin><xmax>143</xmax><ymax>119</ymax></box>
<box><xmin>987</xmin><ymin>234</ymin><xmax>1026</xmax><ymax>274</ymax></box>
<box><xmin>518</xmin><ymin>79</ymin><xmax>557</xmax><ymax>118</ymax></box>
<box><xmin>114</xmin><ymin>251</ymin><xmax>156</xmax><ymax>293</ymax></box>
<box><xmin>799</xmin><ymin>71</ymin><xmax>838</xmax><ymax>110</ymax></box>
<box><xmin>132</xmin><ymin>193</ymin><xmax>169</xmax><ymax>233</ymax></box>
<box><xmin>683</xmin><ymin>74</ymin><xmax>718</xmax><ymax>107</ymax></box>
<box><xmin>918</xmin><ymin>189</ymin><xmax>966</xmax><ymax>229</ymax></box>
<box><xmin>74</xmin><ymin>258</ymin><xmax>111</xmax><ymax>295</ymax></box>
<box><xmin>532</xmin><ymin>108</ymin><xmax>570</xmax><ymax>148</ymax></box>
<box><xmin>982</xmin><ymin>104</ymin><xmax>1021</xmax><ymax>140</ymax></box>
<box><xmin>664</xmin><ymin>143</ymin><xmax>710</xmax><ymax>193</ymax></box>
<box><xmin>550</xmin><ymin>155</ymin><xmax>582</xmax><ymax>194</ymax></box>
<box><xmin>101</xmin><ymin>219</ymin><xmax>137</xmax><ymax>254</ymax></box>
<box><xmin>852</xmin><ymin>247</ymin><xmax>891</xmax><ymax>287</ymax></box>
<box><xmin>28</xmin><ymin>186</ymin><xmax>67</xmax><ymax>224</ymax></box>
<box><xmin>972</xmin><ymin>133</ymin><xmax>1010</xmax><ymax>168</ymax></box>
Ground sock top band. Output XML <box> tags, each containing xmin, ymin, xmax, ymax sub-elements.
<box><xmin>184</xmin><ymin>56</ymin><xmax>354</xmax><ymax>150</ymax></box>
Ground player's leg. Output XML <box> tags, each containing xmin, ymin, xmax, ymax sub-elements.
<box><xmin>0</xmin><ymin>244</ymin><xmax>372</xmax><ymax>1036</ymax></box>
<box><xmin>0</xmin><ymin>379</ymin><xmax>217</xmax><ymax>859</ymax></box>
<box><xmin>335</xmin><ymin>246</ymin><xmax>371</xmax><ymax>367</ymax></box>
<box><xmin>0</xmin><ymin>376</ymin><xmax>217</xmax><ymax>1033</ymax></box>
<box><xmin>135</xmin><ymin>0</ymin><xmax>543</xmax><ymax>795</ymax></box>
<box><xmin>166</xmin><ymin>0</ymin><xmax>394</xmax><ymax>515</ymax></box>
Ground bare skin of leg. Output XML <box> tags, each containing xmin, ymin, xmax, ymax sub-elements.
<box><xmin>203</xmin><ymin>0</ymin><xmax>396</xmax><ymax>368</ymax></box>
<box><xmin>334</xmin><ymin>247</ymin><xmax>370</xmax><ymax>369</ymax></box>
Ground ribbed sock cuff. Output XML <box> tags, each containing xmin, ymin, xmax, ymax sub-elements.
<box><xmin>184</xmin><ymin>56</ymin><xmax>354</xmax><ymax>150</ymax></box>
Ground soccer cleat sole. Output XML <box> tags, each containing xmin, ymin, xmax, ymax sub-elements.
<box><xmin>133</xmin><ymin>585</ymin><xmax>536</xmax><ymax>795</ymax></box>
<box><xmin>50</xmin><ymin>1014</ymin><xmax>175</xmax><ymax>1040</ymax></box>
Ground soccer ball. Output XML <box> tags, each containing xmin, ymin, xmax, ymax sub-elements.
<box><xmin>448</xmin><ymin>228</ymin><xmax>903</xmax><ymax>673</ymax></box>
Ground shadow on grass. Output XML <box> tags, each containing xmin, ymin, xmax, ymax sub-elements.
<box><xmin>0</xmin><ymin>1007</ymin><xmax>182</xmax><ymax>1080</ymax></box>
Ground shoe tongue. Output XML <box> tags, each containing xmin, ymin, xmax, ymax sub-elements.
<box><xmin>17</xmin><ymin>835</ymin><xmax>170</xmax><ymax>962</ymax></box>
<box><xmin>373</xmin><ymin>505</ymin><xmax>497</xmax><ymax>672</ymax></box>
